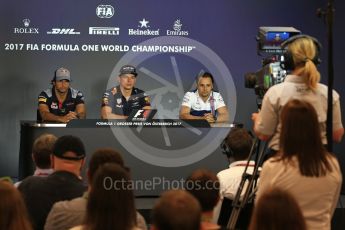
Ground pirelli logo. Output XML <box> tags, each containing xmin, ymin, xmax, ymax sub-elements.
<box><xmin>89</xmin><ymin>27</ymin><xmax>119</xmax><ymax>35</ymax></box>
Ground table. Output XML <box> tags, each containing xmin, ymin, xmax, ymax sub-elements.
<box><xmin>19</xmin><ymin>120</ymin><xmax>233</xmax><ymax>196</ymax></box>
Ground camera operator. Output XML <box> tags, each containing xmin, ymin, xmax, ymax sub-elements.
<box><xmin>252</xmin><ymin>35</ymin><xmax>344</xmax><ymax>156</ymax></box>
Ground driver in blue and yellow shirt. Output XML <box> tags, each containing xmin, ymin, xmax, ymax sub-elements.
<box><xmin>101</xmin><ymin>65</ymin><xmax>151</xmax><ymax>119</ymax></box>
<box><xmin>38</xmin><ymin>67</ymin><xmax>86</xmax><ymax>123</ymax></box>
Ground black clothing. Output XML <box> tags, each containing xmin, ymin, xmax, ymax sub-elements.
<box><xmin>37</xmin><ymin>87</ymin><xmax>84</xmax><ymax>121</ymax></box>
<box><xmin>18</xmin><ymin>171</ymin><xmax>86</xmax><ymax>230</ymax></box>
<box><xmin>101</xmin><ymin>86</ymin><xmax>150</xmax><ymax>116</ymax></box>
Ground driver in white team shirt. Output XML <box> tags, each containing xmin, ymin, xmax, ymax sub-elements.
<box><xmin>179</xmin><ymin>72</ymin><xmax>229</xmax><ymax>123</ymax></box>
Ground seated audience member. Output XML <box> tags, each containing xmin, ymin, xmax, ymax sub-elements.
<box><xmin>45</xmin><ymin>148</ymin><xmax>147</xmax><ymax>230</ymax></box>
<box><xmin>217</xmin><ymin>127</ymin><xmax>254</xmax><ymax>198</ymax></box>
<box><xmin>256</xmin><ymin>99</ymin><xmax>342</xmax><ymax>230</ymax></box>
<box><xmin>249</xmin><ymin>187</ymin><xmax>306</xmax><ymax>230</ymax></box>
<box><xmin>0</xmin><ymin>180</ymin><xmax>32</xmax><ymax>230</ymax></box>
<box><xmin>15</xmin><ymin>133</ymin><xmax>57</xmax><ymax>187</ymax></box>
<box><xmin>179</xmin><ymin>72</ymin><xmax>229</xmax><ymax>123</ymax></box>
<box><xmin>151</xmin><ymin>189</ymin><xmax>202</xmax><ymax>230</ymax></box>
<box><xmin>214</xmin><ymin>127</ymin><xmax>254</xmax><ymax>227</ymax></box>
<box><xmin>18</xmin><ymin>135</ymin><xmax>87</xmax><ymax>230</ymax></box>
<box><xmin>185</xmin><ymin>169</ymin><xmax>224</xmax><ymax>230</ymax></box>
<box><xmin>38</xmin><ymin>67</ymin><xmax>86</xmax><ymax>123</ymax></box>
<box><xmin>70</xmin><ymin>163</ymin><xmax>140</xmax><ymax>230</ymax></box>
<box><xmin>0</xmin><ymin>176</ymin><xmax>13</xmax><ymax>183</ymax></box>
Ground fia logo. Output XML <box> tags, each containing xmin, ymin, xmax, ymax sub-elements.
<box><xmin>96</xmin><ymin>5</ymin><xmax>114</xmax><ymax>18</ymax></box>
<box><xmin>47</xmin><ymin>28</ymin><xmax>81</xmax><ymax>35</ymax></box>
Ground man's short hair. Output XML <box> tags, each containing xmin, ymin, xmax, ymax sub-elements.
<box><xmin>196</xmin><ymin>72</ymin><xmax>214</xmax><ymax>84</ymax></box>
<box><xmin>32</xmin><ymin>134</ymin><xmax>57</xmax><ymax>169</ymax></box>
<box><xmin>53</xmin><ymin>135</ymin><xmax>85</xmax><ymax>161</ymax></box>
<box><xmin>224</xmin><ymin>128</ymin><xmax>253</xmax><ymax>160</ymax></box>
<box><xmin>152</xmin><ymin>189</ymin><xmax>201</xmax><ymax>230</ymax></box>
<box><xmin>88</xmin><ymin>148</ymin><xmax>125</xmax><ymax>183</ymax></box>
<box><xmin>185</xmin><ymin>169</ymin><xmax>220</xmax><ymax>212</ymax></box>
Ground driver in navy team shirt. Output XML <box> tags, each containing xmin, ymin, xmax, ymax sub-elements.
<box><xmin>101</xmin><ymin>65</ymin><xmax>151</xmax><ymax>119</ymax></box>
<box><xmin>38</xmin><ymin>67</ymin><xmax>86</xmax><ymax>123</ymax></box>
<box><xmin>179</xmin><ymin>72</ymin><xmax>229</xmax><ymax>123</ymax></box>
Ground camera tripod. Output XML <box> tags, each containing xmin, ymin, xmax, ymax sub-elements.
<box><xmin>226</xmin><ymin>136</ymin><xmax>268</xmax><ymax>230</ymax></box>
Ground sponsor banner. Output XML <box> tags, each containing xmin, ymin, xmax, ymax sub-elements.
<box><xmin>13</xmin><ymin>19</ymin><xmax>39</xmax><ymax>34</ymax></box>
<box><xmin>89</xmin><ymin>27</ymin><xmax>119</xmax><ymax>35</ymax></box>
<box><xmin>96</xmin><ymin>5</ymin><xmax>114</xmax><ymax>18</ymax></box>
<box><xmin>3</xmin><ymin>43</ymin><xmax>196</xmax><ymax>53</ymax></box>
<box><xmin>47</xmin><ymin>28</ymin><xmax>80</xmax><ymax>35</ymax></box>
<box><xmin>166</xmin><ymin>19</ymin><xmax>189</xmax><ymax>36</ymax></box>
<box><xmin>128</xmin><ymin>18</ymin><xmax>160</xmax><ymax>36</ymax></box>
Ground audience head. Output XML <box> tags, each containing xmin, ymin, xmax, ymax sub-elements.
<box><xmin>151</xmin><ymin>189</ymin><xmax>201</xmax><ymax>230</ymax></box>
<box><xmin>0</xmin><ymin>180</ymin><xmax>32</xmax><ymax>230</ymax></box>
<box><xmin>280</xmin><ymin>99</ymin><xmax>331</xmax><ymax>176</ymax></box>
<box><xmin>185</xmin><ymin>169</ymin><xmax>220</xmax><ymax>212</ymax></box>
<box><xmin>51</xmin><ymin>135</ymin><xmax>86</xmax><ymax>175</ymax></box>
<box><xmin>249</xmin><ymin>187</ymin><xmax>306</xmax><ymax>230</ymax></box>
<box><xmin>285</xmin><ymin>36</ymin><xmax>320</xmax><ymax>90</ymax></box>
<box><xmin>222</xmin><ymin>127</ymin><xmax>253</xmax><ymax>161</ymax></box>
<box><xmin>85</xmin><ymin>163</ymin><xmax>137</xmax><ymax>230</ymax></box>
<box><xmin>87</xmin><ymin>148</ymin><xmax>126</xmax><ymax>184</ymax></box>
<box><xmin>32</xmin><ymin>133</ymin><xmax>57</xmax><ymax>169</ymax></box>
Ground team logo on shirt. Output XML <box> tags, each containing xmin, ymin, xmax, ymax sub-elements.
<box><xmin>103</xmin><ymin>98</ymin><xmax>109</xmax><ymax>105</ymax></box>
<box><xmin>144</xmin><ymin>96</ymin><xmax>150</xmax><ymax>103</ymax></box>
<box><xmin>116</xmin><ymin>98</ymin><xmax>122</xmax><ymax>104</ymax></box>
<box><xmin>38</xmin><ymin>97</ymin><xmax>47</xmax><ymax>103</ymax></box>
<box><xmin>51</xmin><ymin>102</ymin><xmax>58</xmax><ymax>109</ymax></box>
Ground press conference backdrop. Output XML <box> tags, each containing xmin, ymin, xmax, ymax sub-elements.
<box><xmin>0</xmin><ymin>0</ymin><xmax>344</xmax><ymax>189</ymax></box>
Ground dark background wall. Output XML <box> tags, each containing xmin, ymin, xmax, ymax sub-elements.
<box><xmin>0</xmin><ymin>0</ymin><xmax>344</xmax><ymax>190</ymax></box>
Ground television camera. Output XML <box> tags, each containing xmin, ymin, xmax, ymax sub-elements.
<box><xmin>244</xmin><ymin>27</ymin><xmax>301</xmax><ymax>100</ymax></box>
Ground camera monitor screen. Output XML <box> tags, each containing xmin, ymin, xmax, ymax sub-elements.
<box><xmin>258</xmin><ymin>27</ymin><xmax>301</xmax><ymax>53</ymax></box>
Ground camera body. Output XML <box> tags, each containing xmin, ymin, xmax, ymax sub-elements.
<box><xmin>245</xmin><ymin>27</ymin><xmax>301</xmax><ymax>98</ymax></box>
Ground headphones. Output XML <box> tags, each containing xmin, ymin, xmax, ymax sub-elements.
<box><xmin>280</xmin><ymin>34</ymin><xmax>322</xmax><ymax>71</ymax></box>
<box><xmin>220</xmin><ymin>124</ymin><xmax>254</xmax><ymax>159</ymax></box>
<box><xmin>220</xmin><ymin>138</ymin><xmax>235</xmax><ymax>158</ymax></box>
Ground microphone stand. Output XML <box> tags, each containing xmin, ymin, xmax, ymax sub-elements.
<box><xmin>317</xmin><ymin>0</ymin><xmax>335</xmax><ymax>152</ymax></box>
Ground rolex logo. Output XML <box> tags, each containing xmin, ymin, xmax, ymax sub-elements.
<box><xmin>23</xmin><ymin>19</ymin><xmax>30</xmax><ymax>27</ymax></box>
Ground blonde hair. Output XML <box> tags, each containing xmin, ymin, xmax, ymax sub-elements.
<box><xmin>288</xmin><ymin>37</ymin><xmax>320</xmax><ymax>90</ymax></box>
